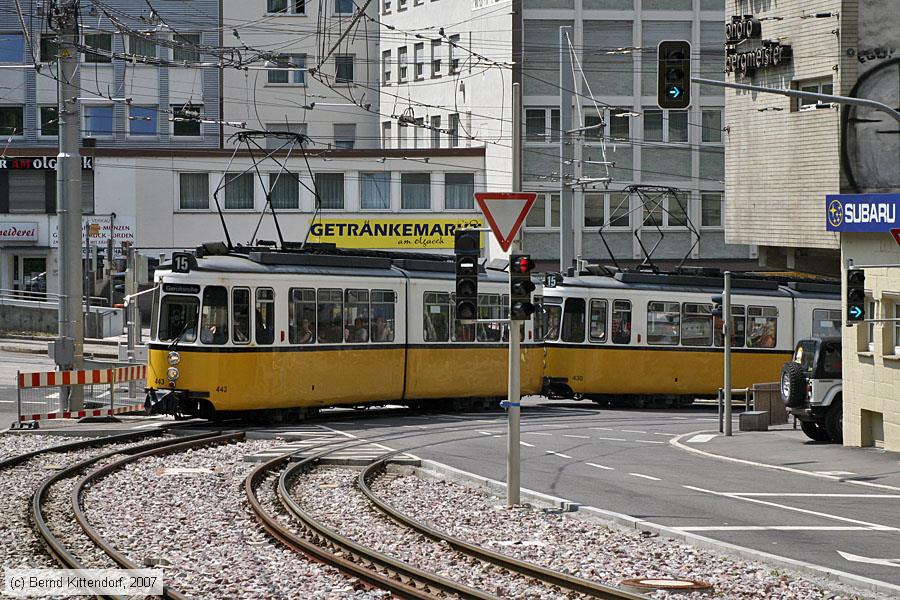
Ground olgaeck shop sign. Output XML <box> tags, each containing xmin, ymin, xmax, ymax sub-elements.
<box><xmin>826</xmin><ymin>194</ymin><xmax>900</xmax><ymax>232</ymax></box>
<box><xmin>725</xmin><ymin>15</ymin><xmax>792</xmax><ymax>77</ymax></box>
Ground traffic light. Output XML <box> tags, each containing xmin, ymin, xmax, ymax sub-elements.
<box><xmin>509</xmin><ymin>254</ymin><xmax>536</xmax><ymax>321</ymax></box>
<box><xmin>658</xmin><ymin>40</ymin><xmax>691</xmax><ymax>110</ymax></box>
<box><xmin>846</xmin><ymin>268</ymin><xmax>866</xmax><ymax>324</ymax></box>
<box><xmin>454</xmin><ymin>229</ymin><xmax>480</xmax><ymax>322</ymax></box>
<box><xmin>711</xmin><ymin>294</ymin><xmax>723</xmax><ymax>318</ymax></box>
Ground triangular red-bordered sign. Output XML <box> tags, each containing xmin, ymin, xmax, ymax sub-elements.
<box><xmin>475</xmin><ymin>192</ymin><xmax>537</xmax><ymax>252</ymax></box>
<box><xmin>892</xmin><ymin>228</ymin><xmax>900</xmax><ymax>247</ymax></box>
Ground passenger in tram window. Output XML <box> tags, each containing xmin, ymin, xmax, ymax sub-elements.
<box><xmin>372</xmin><ymin>316</ymin><xmax>391</xmax><ymax>342</ymax></box>
<box><xmin>454</xmin><ymin>321</ymin><xmax>474</xmax><ymax>342</ymax></box>
<box><xmin>545</xmin><ymin>313</ymin><xmax>560</xmax><ymax>340</ymax></box>
<box><xmin>297</xmin><ymin>319</ymin><xmax>314</xmax><ymax>344</ymax></box>
<box><xmin>346</xmin><ymin>317</ymin><xmax>369</xmax><ymax>342</ymax></box>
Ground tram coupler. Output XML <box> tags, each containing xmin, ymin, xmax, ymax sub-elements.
<box><xmin>145</xmin><ymin>388</ymin><xmax>180</xmax><ymax>416</ymax></box>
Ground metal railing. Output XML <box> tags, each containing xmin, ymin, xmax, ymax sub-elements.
<box><xmin>0</xmin><ymin>288</ymin><xmax>110</xmax><ymax>306</ymax></box>
<box><xmin>717</xmin><ymin>387</ymin><xmax>753</xmax><ymax>433</ymax></box>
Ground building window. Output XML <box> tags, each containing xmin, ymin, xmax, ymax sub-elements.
<box><xmin>333</xmin><ymin>123</ymin><xmax>356</xmax><ymax>149</ymax></box>
<box><xmin>796</xmin><ymin>77</ymin><xmax>834</xmax><ymax>110</ymax></box>
<box><xmin>701</xmin><ymin>192</ymin><xmax>722</xmax><ymax>228</ymax></box>
<box><xmin>431</xmin><ymin>39</ymin><xmax>442</xmax><ymax>76</ymax></box>
<box><xmin>701</xmin><ymin>109</ymin><xmax>722</xmax><ymax>143</ymax></box>
<box><xmin>525</xmin><ymin>193</ymin><xmax>560</xmax><ymax>229</ymax></box>
<box><xmin>894</xmin><ymin>303</ymin><xmax>900</xmax><ymax>355</ymax></box>
<box><xmin>269</xmin><ymin>54</ymin><xmax>305</xmax><ymax>84</ymax></box>
<box><xmin>583</xmin><ymin>114</ymin><xmax>604</xmax><ymax>141</ymax></box>
<box><xmin>361</xmin><ymin>172</ymin><xmax>390</xmax><ymax>210</ymax></box>
<box><xmin>643</xmin><ymin>201</ymin><xmax>662</xmax><ymax>227</ymax></box>
<box><xmin>39</xmin><ymin>106</ymin><xmax>58</xmax><ymax>137</ymax></box>
<box><xmin>224</xmin><ymin>173</ymin><xmax>255</xmax><ymax>210</ymax></box>
<box><xmin>525</xmin><ymin>109</ymin><xmax>545</xmax><ymax>142</ymax></box>
<box><xmin>316</xmin><ymin>173</ymin><xmax>345</xmax><ymax>209</ymax></box>
<box><xmin>382</xmin><ymin>50</ymin><xmax>392</xmax><ymax>84</ymax></box>
<box><xmin>430</xmin><ymin>115</ymin><xmax>441</xmax><ymax>148</ymax></box>
<box><xmin>448</xmin><ymin>34</ymin><xmax>460</xmax><ymax>73</ymax></box>
<box><xmin>335</xmin><ymin>0</ymin><xmax>354</xmax><ymax>13</ymax></box>
<box><xmin>0</xmin><ymin>33</ymin><xmax>24</xmax><ymax>63</ymax></box>
<box><xmin>401</xmin><ymin>173</ymin><xmax>431</xmax><ymax>210</ymax></box>
<box><xmin>644</xmin><ymin>109</ymin><xmax>663</xmax><ymax>142</ymax></box>
<box><xmin>83</xmin><ymin>105</ymin><xmax>113</xmax><ymax>137</ymax></box>
<box><xmin>398</xmin><ymin>0</ymin><xmax>408</xmax><ymax>10</ymax></box>
<box><xmin>0</xmin><ymin>106</ymin><xmax>23</xmax><ymax>136</ymax></box>
<box><xmin>608</xmin><ymin>109</ymin><xmax>631</xmax><ymax>140</ymax></box>
<box><xmin>398</xmin><ymin>46</ymin><xmax>408</xmax><ymax>82</ymax></box>
<box><xmin>335</xmin><ymin>54</ymin><xmax>354</xmax><ymax>83</ymax></box>
<box><xmin>128</xmin><ymin>105</ymin><xmax>158</xmax><ymax>136</ymax></box>
<box><xmin>669</xmin><ymin>110</ymin><xmax>688</xmax><ymax>143</ymax></box>
<box><xmin>172</xmin><ymin>103</ymin><xmax>202</xmax><ymax>136</ymax></box>
<box><xmin>584</xmin><ymin>193</ymin><xmax>604</xmax><ymax>227</ymax></box>
<box><xmin>609</xmin><ymin>192</ymin><xmax>630</xmax><ymax>228</ymax></box>
<box><xmin>448</xmin><ymin>113</ymin><xmax>460</xmax><ymax>147</ymax></box>
<box><xmin>383</xmin><ymin>0</ymin><xmax>392</xmax><ymax>14</ymax></box>
<box><xmin>83</xmin><ymin>33</ymin><xmax>112</xmax><ymax>63</ymax></box>
<box><xmin>445</xmin><ymin>173</ymin><xmax>474</xmax><ymax>210</ymax></box>
<box><xmin>667</xmin><ymin>192</ymin><xmax>689</xmax><ymax>227</ymax></box>
<box><xmin>867</xmin><ymin>299</ymin><xmax>876</xmax><ymax>351</ymax></box>
<box><xmin>269</xmin><ymin>174</ymin><xmax>299</xmax><ymax>209</ymax></box>
<box><xmin>264</xmin><ymin>122</ymin><xmax>306</xmax><ymax>149</ymax></box>
<box><xmin>414</xmin><ymin>42</ymin><xmax>424</xmax><ymax>79</ymax></box>
<box><xmin>268</xmin><ymin>0</ymin><xmax>306</xmax><ymax>13</ymax></box>
<box><xmin>179</xmin><ymin>173</ymin><xmax>209</xmax><ymax>210</ymax></box>
<box><xmin>39</xmin><ymin>34</ymin><xmax>57</xmax><ymax>63</ymax></box>
<box><xmin>128</xmin><ymin>33</ymin><xmax>156</xmax><ymax>59</ymax></box>
<box><xmin>382</xmin><ymin>121</ymin><xmax>392</xmax><ymax>149</ymax></box>
<box><xmin>173</xmin><ymin>33</ymin><xmax>200</xmax><ymax>62</ymax></box>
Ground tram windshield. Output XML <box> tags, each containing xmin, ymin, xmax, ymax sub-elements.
<box><xmin>158</xmin><ymin>295</ymin><xmax>199</xmax><ymax>343</ymax></box>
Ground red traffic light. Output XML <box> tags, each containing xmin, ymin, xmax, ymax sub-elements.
<box><xmin>510</xmin><ymin>255</ymin><xmax>535</xmax><ymax>274</ymax></box>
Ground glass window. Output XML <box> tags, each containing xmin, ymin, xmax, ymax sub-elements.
<box><xmin>451</xmin><ymin>293</ymin><xmax>476</xmax><ymax>342</ymax></box>
<box><xmin>200</xmin><ymin>286</ymin><xmax>229</xmax><ymax>345</ymax></box>
<box><xmin>561</xmin><ymin>297</ymin><xmax>586</xmax><ymax>343</ymax></box>
<box><xmin>895</xmin><ymin>304</ymin><xmax>900</xmax><ymax>354</ymax></box>
<box><xmin>150</xmin><ymin>286</ymin><xmax>160</xmax><ymax>342</ymax></box>
<box><xmin>288</xmin><ymin>288</ymin><xmax>316</xmax><ymax>344</ymax></box>
<box><xmin>715</xmin><ymin>305</ymin><xmax>746</xmax><ymax>348</ymax></box>
<box><xmin>812</xmin><ymin>309</ymin><xmax>842</xmax><ymax>338</ymax></box>
<box><xmin>533</xmin><ymin>296</ymin><xmax>545</xmax><ymax>341</ymax></box>
<box><xmin>401</xmin><ymin>173</ymin><xmax>431</xmax><ymax>210</ymax></box>
<box><xmin>0</xmin><ymin>34</ymin><xmax>23</xmax><ymax>63</ymax></box>
<box><xmin>173</xmin><ymin>33</ymin><xmax>200</xmax><ymax>62</ymax></box>
<box><xmin>269</xmin><ymin>173</ymin><xmax>299</xmax><ymax>209</ymax></box>
<box><xmin>84</xmin><ymin>33</ymin><xmax>112</xmax><ymax>63</ymax></box>
<box><xmin>702</xmin><ymin>110</ymin><xmax>722</xmax><ymax>143</ymax></box>
<box><xmin>644</xmin><ymin>201</ymin><xmax>663</xmax><ymax>227</ymax></box>
<box><xmin>318</xmin><ymin>289</ymin><xmax>344</xmax><ymax>343</ymax></box>
<box><xmin>431</xmin><ymin>39</ymin><xmax>442</xmax><ymax>76</ymax></box>
<box><xmin>414</xmin><ymin>42</ymin><xmax>424</xmax><ymax>78</ymax></box>
<box><xmin>430</xmin><ymin>115</ymin><xmax>441</xmax><ymax>148</ymax></box>
<box><xmin>584</xmin><ymin>114</ymin><xmax>604</xmax><ymax>141</ymax></box>
<box><xmin>333</xmin><ymin>123</ymin><xmax>355</xmax><ymax>149</ymax></box>
<box><xmin>268</xmin><ymin>55</ymin><xmax>290</xmax><ymax>84</ymax></box>
<box><xmin>371</xmin><ymin>290</ymin><xmax>396</xmax><ymax>342</ymax></box>
<box><xmin>644</xmin><ymin>109</ymin><xmax>663</xmax><ymax>142</ymax></box>
<box><xmin>344</xmin><ymin>289</ymin><xmax>370</xmax><ymax>342</ymax></box>
<box><xmin>611</xmin><ymin>300</ymin><xmax>631</xmax><ymax>344</ymax></box>
<box><xmin>550</xmin><ymin>193</ymin><xmax>560</xmax><ymax>228</ymax></box>
<box><xmin>525</xmin><ymin>109</ymin><xmax>545</xmax><ymax>142</ymax></box>
<box><xmin>445</xmin><ymin>173</ymin><xmax>474</xmax><ymax>210</ymax></box>
<box><xmin>867</xmin><ymin>300</ymin><xmax>876</xmax><ymax>348</ymax></box>
<box><xmin>158</xmin><ymin>295</ymin><xmax>199</xmax><ymax>343</ymax></box>
<box><xmin>669</xmin><ymin>110</ymin><xmax>688</xmax><ymax>142</ymax></box>
<box><xmin>585</xmin><ymin>193</ymin><xmax>604</xmax><ymax>227</ymax></box>
<box><xmin>268</xmin><ymin>0</ymin><xmax>288</xmax><ymax>12</ymax></box>
<box><xmin>129</xmin><ymin>34</ymin><xmax>156</xmax><ymax>59</ymax></box>
<box><xmin>747</xmin><ymin>306</ymin><xmax>778</xmax><ymax>348</ymax></box>
<box><xmin>361</xmin><ymin>172</ymin><xmax>390</xmax><ymax>209</ymax></box>
<box><xmin>40</xmin><ymin>34</ymin><xmax>57</xmax><ymax>63</ymax></box>
<box><xmin>0</xmin><ymin>106</ymin><xmax>22</xmax><ymax>136</ymax></box>
<box><xmin>668</xmin><ymin>192</ymin><xmax>688</xmax><ymax>227</ymax></box>
<box><xmin>589</xmin><ymin>299</ymin><xmax>608</xmax><ymax>342</ymax></box>
<box><xmin>609</xmin><ymin>109</ymin><xmax>630</xmax><ymax>139</ymax></box>
<box><xmin>129</xmin><ymin>106</ymin><xmax>157</xmax><ymax>136</ymax></box>
<box><xmin>255</xmin><ymin>288</ymin><xmax>275</xmax><ymax>345</ymax></box>
<box><xmin>647</xmin><ymin>301</ymin><xmax>680</xmax><ymax>345</ymax></box>
<box><xmin>424</xmin><ymin>292</ymin><xmax>450</xmax><ymax>342</ymax></box>
<box><xmin>335</xmin><ymin>54</ymin><xmax>354</xmax><ymax>83</ymax></box>
<box><xmin>477</xmin><ymin>294</ymin><xmax>502</xmax><ymax>342</ymax></box>
<box><xmin>526</xmin><ymin>194</ymin><xmax>546</xmax><ymax>228</ymax></box>
<box><xmin>179</xmin><ymin>173</ymin><xmax>209</xmax><ymax>210</ymax></box>
<box><xmin>83</xmin><ymin>105</ymin><xmax>113</xmax><ymax>137</ymax></box>
<box><xmin>398</xmin><ymin>46</ymin><xmax>408</xmax><ymax>82</ymax></box>
<box><xmin>382</xmin><ymin>49</ymin><xmax>392</xmax><ymax>83</ymax></box>
<box><xmin>681</xmin><ymin>303</ymin><xmax>712</xmax><ymax>347</ymax></box>
<box><xmin>701</xmin><ymin>192</ymin><xmax>722</xmax><ymax>227</ymax></box>
<box><xmin>268</xmin><ymin>54</ymin><xmax>306</xmax><ymax>84</ymax></box>
<box><xmin>232</xmin><ymin>288</ymin><xmax>250</xmax><ymax>344</ymax></box>
<box><xmin>448</xmin><ymin>113</ymin><xmax>459</xmax><ymax>147</ymax></box>
<box><xmin>225</xmin><ymin>173</ymin><xmax>254</xmax><ymax>210</ymax></box>
<box><xmin>609</xmin><ymin>192</ymin><xmax>630</xmax><ymax>227</ymax></box>
<box><xmin>335</xmin><ymin>0</ymin><xmax>354</xmax><ymax>13</ymax></box>
<box><xmin>550</xmin><ymin>109</ymin><xmax>561</xmax><ymax>143</ymax></box>
<box><xmin>542</xmin><ymin>299</ymin><xmax>562</xmax><ymax>341</ymax></box>
<box><xmin>172</xmin><ymin>104</ymin><xmax>202</xmax><ymax>136</ymax></box>
<box><xmin>316</xmin><ymin>173</ymin><xmax>344</xmax><ymax>209</ymax></box>
<box><xmin>449</xmin><ymin>34</ymin><xmax>460</xmax><ymax>72</ymax></box>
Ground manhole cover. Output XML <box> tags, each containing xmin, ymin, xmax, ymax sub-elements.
<box><xmin>621</xmin><ymin>578</ymin><xmax>712</xmax><ymax>592</ymax></box>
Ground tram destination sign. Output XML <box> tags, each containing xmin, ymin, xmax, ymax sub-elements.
<box><xmin>826</xmin><ymin>193</ymin><xmax>900</xmax><ymax>232</ymax></box>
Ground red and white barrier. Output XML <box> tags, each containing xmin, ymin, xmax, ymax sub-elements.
<box><xmin>19</xmin><ymin>405</ymin><xmax>141</xmax><ymax>422</ymax></box>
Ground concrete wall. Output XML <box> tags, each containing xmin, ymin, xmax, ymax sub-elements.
<box><xmin>0</xmin><ymin>301</ymin><xmax>122</xmax><ymax>338</ymax></box>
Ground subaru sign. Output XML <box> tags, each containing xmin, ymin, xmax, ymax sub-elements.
<box><xmin>826</xmin><ymin>193</ymin><xmax>900</xmax><ymax>232</ymax></box>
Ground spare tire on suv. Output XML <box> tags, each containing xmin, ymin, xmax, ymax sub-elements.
<box><xmin>780</xmin><ymin>361</ymin><xmax>807</xmax><ymax>408</ymax></box>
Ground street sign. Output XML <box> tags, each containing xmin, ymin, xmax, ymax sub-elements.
<box><xmin>474</xmin><ymin>192</ymin><xmax>537</xmax><ymax>252</ymax></box>
<box><xmin>892</xmin><ymin>228</ymin><xmax>900</xmax><ymax>246</ymax></box>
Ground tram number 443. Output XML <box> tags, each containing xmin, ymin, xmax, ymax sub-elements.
<box><xmin>215</xmin><ymin>386</ymin><xmax>228</xmax><ymax>393</ymax></box>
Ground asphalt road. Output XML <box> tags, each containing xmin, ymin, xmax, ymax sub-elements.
<box><xmin>325</xmin><ymin>399</ymin><xmax>900</xmax><ymax>590</ymax></box>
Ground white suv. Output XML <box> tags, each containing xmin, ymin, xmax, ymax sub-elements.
<box><xmin>780</xmin><ymin>338</ymin><xmax>843</xmax><ymax>443</ymax></box>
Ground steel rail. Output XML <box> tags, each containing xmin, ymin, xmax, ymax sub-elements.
<box><xmin>359</xmin><ymin>453</ymin><xmax>649</xmax><ymax>600</ymax></box>
<box><xmin>0</xmin><ymin>430</ymin><xmax>157</xmax><ymax>471</ymax></box>
<box><xmin>246</xmin><ymin>453</ymin><xmax>469</xmax><ymax>600</ymax></box>
<box><xmin>31</xmin><ymin>431</ymin><xmax>225</xmax><ymax>600</ymax></box>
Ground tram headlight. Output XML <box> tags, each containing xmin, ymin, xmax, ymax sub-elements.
<box><xmin>166</xmin><ymin>367</ymin><xmax>180</xmax><ymax>382</ymax></box>
<box><xmin>167</xmin><ymin>351</ymin><xmax>181</xmax><ymax>366</ymax></box>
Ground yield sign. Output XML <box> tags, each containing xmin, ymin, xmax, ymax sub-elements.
<box><xmin>891</xmin><ymin>228</ymin><xmax>900</xmax><ymax>246</ymax></box>
<box><xmin>475</xmin><ymin>192</ymin><xmax>537</xmax><ymax>252</ymax></box>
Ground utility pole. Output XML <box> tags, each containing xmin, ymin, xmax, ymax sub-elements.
<box><xmin>559</xmin><ymin>26</ymin><xmax>574</xmax><ymax>273</ymax></box>
<box><xmin>723</xmin><ymin>271</ymin><xmax>733</xmax><ymax>437</ymax></box>
<box><xmin>506</xmin><ymin>82</ymin><xmax>523</xmax><ymax>507</ymax></box>
<box><xmin>53</xmin><ymin>1</ymin><xmax>84</xmax><ymax>410</ymax></box>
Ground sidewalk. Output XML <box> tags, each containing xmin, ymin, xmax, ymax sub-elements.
<box><xmin>0</xmin><ymin>330</ymin><xmax>151</xmax><ymax>361</ymax></box>
<box><xmin>672</xmin><ymin>424</ymin><xmax>900</xmax><ymax>491</ymax></box>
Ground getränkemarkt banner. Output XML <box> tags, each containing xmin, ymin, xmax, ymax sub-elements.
<box><xmin>306</xmin><ymin>217</ymin><xmax>483</xmax><ymax>249</ymax></box>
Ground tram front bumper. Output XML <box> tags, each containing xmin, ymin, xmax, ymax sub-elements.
<box><xmin>145</xmin><ymin>388</ymin><xmax>185</xmax><ymax>416</ymax></box>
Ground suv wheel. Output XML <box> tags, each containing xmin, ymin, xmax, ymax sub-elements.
<box><xmin>780</xmin><ymin>362</ymin><xmax>807</xmax><ymax>408</ymax></box>
<box><xmin>826</xmin><ymin>400</ymin><xmax>843</xmax><ymax>444</ymax></box>
<box><xmin>800</xmin><ymin>420</ymin><xmax>831</xmax><ymax>442</ymax></box>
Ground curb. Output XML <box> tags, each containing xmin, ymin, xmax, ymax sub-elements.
<box><xmin>0</xmin><ymin>344</ymin><xmax>119</xmax><ymax>360</ymax></box>
<box><xmin>416</xmin><ymin>459</ymin><xmax>900</xmax><ymax>599</ymax></box>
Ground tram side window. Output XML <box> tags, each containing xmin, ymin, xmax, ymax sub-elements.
<box><xmin>317</xmin><ymin>289</ymin><xmax>344</xmax><ymax>343</ymax></box>
<box><xmin>345</xmin><ymin>289</ymin><xmax>370</xmax><ymax>342</ymax></box>
<box><xmin>256</xmin><ymin>288</ymin><xmax>275</xmax><ymax>345</ymax></box>
<box><xmin>200</xmin><ymin>286</ymin><xmax>229</xmax><ymax>345</ymax></box>
<box><xmin>424</xmin><ymin>292</ymin><xmax>450</xmax><ymax>342</ymax></box>
<box><xmin>450</xmin><ymin>293</ymin><xmax>475</xmax><ymax>342</ymax></box>
<box><xmin>533</xmin><ymin>296</ymin><xmax>545</xmax><ymax>341</ymax></box>
<box><xmin>747</xmin><ymin>306</ymin><xmax>778</xmax><ymax>348</ymax></box>
<box><xmin>150</xmin><ymin>286</ymin><xmax>160</xmax><ymax>342</ymax></box>
<box><xmin>611</xmin><ymin>300</ymin><xmax>631</xmax><ymax>344</ymax></box>
<box><xmin>714</xmin><ymin>305</ymin><xmax>746</xmax><ymax>347</ymax></box>
<box><xmin>477</xmin><ymin>294</ymin><xmax>502</xmax><ymax>342</ymax></box>
<box><xmin>589</xmin><ymin>299</ymin><xmax>608</xmax><ymax>343</ymax></box>
<box><xmin>543</xmin><ymin>298</ymin><xmax>563</xmax><ymax>341</ymax></box>
<box><xmin>371</xmin><ymin>290</ymin><xmax>396</xmax><ymax>342</ymax></box>
<box><xmin>561</xmin><ymin>298</ymin><xmax>586</xmax><ymax>343</ymax></box>
<box><xmin>681</xmin><ymin>303</ymin><xmax>712</xmax><ymax>347</ymax></box>
<box><xmin>812</xmin><ymin>308</ymin><xmax>842</xmax><ymax>338</ymax></box>
<box><xmin>289</xmin><ymin>288</ymin><xmax>316</xmax><ymax>344</ymax></box>
<box><xmin>232</xmin><ymin>288</ymin><xmax>250</xmax><ymax>343</ymax></box>
<box><xmin>158</xmin><ymin>295</ymin><xmax>199</xmax><ymax>343</ymax></box>
<box><xmin>647</xmin><ymin>301</ymin><xmax>680</xmax><ymax>345</ymax></box>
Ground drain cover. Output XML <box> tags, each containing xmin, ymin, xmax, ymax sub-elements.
<box><xmin>621</xmin><ymin>578</ymin><xmax>712</xmax><ymax>592</ymax></box>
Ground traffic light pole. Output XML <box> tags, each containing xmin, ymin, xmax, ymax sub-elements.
<box><xmin>506</xmin><ymin>82</ymin><xmax>523</xmax><ymax>507</ymax></box>
<box><xmin>723</xmin><ymin>271</ymin><xmax>733</xmax><ymax>437</ymax></box>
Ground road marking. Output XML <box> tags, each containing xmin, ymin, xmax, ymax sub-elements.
<box><xmin>634</xmin><ymin>440</ymin><xmax>666</xmax><ymax>444</ymax></box>
<box><xmin>0</xmin><ymin>400</ymin><xmax>14</xmax><ymax>403</ymax></box>
<box><xmin>594</xmin><ymin>436</ymin><xmax>627</xmax><ymax>442</ymax></box>
<box><xmin>524</xmin><ymin>432</ymin><xmax>553</xmax><ymax>436</ymax></box>
<box><xmin>696</xmin><ymin>417</ymin><xmax>719</xmax><ymax>421</ymax></box>
<box><xmin>630</xmin><ymin>473</ymin><xmax>661</xmax><ymax>481</ymax></box>
<box><xmin>477</xmin><ymin>431</ymin><xmax>497</xmax><ymax>436</ymax></box>
<box><xmin>837</xmin><ymin>551</ymin><xmax>900</xmax><ymax>568</ymax></box>
<box><xmin>621</xmin><ymin>429</ymin><xmax>647</xmax><ymax>434</ymax></box>
<box><xmin>730</xmin><ymin>493</ymin><xmax>900</xmax><ymax>498</ymax></box>
<box><xmin>131</xmin><ymin>422</ymin><xmax>164</xmax><ymax>429</ymax></box>
<box><xmin>520</xmin><ymin>441</ymin><xmax>534</xmax><ymax>447</ymax></box>
<box><xmin>684</xmin><ymin>485</ymin><xmax>898</xmax><ymax>531</ymax></box>
<box><xmin>671</xmin><ymin>416</ymin><xmax>689</xmax><ymax>420</ymax></box>
<box><xmin>563</xmin><ymin>434</ymin><xmax>590</xmax><ymax>439</ymax></box>
<box><xmin>686</xmin><ymin>433</ymin><xmax>717</xmax><ymax>443</ymax></box>
<box><xmin>675</xmin><ymin>526</ymin><xmax>879</xmax><ymax>532</ymax></box>
<box><xmin>653</xmin><ymin>432</ymin><xmax>677</xmax><ymax>436</ymax></box>
<box><xmin>815</xmin><ymin>471</ymin><xmax>857</xmax><ymax>476</ymax></box>
<box><xmin>545</xmin><ymin>450</ymin><xmax>573</xmax><ymax>459</ymax></box>
<box><xmin>586</xmin><ymin>462</ymin><xmax>614</xmax><ymax>470</ymax></box>
<box><xmin>590</xmin><ymin>427</ymin><xmax>614</xmax><ymax>431</ymax></box>
<box><xmin>401</xmin><ymin>425</ymin><xmax>426</xmax><ymax>429</ymax></box>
